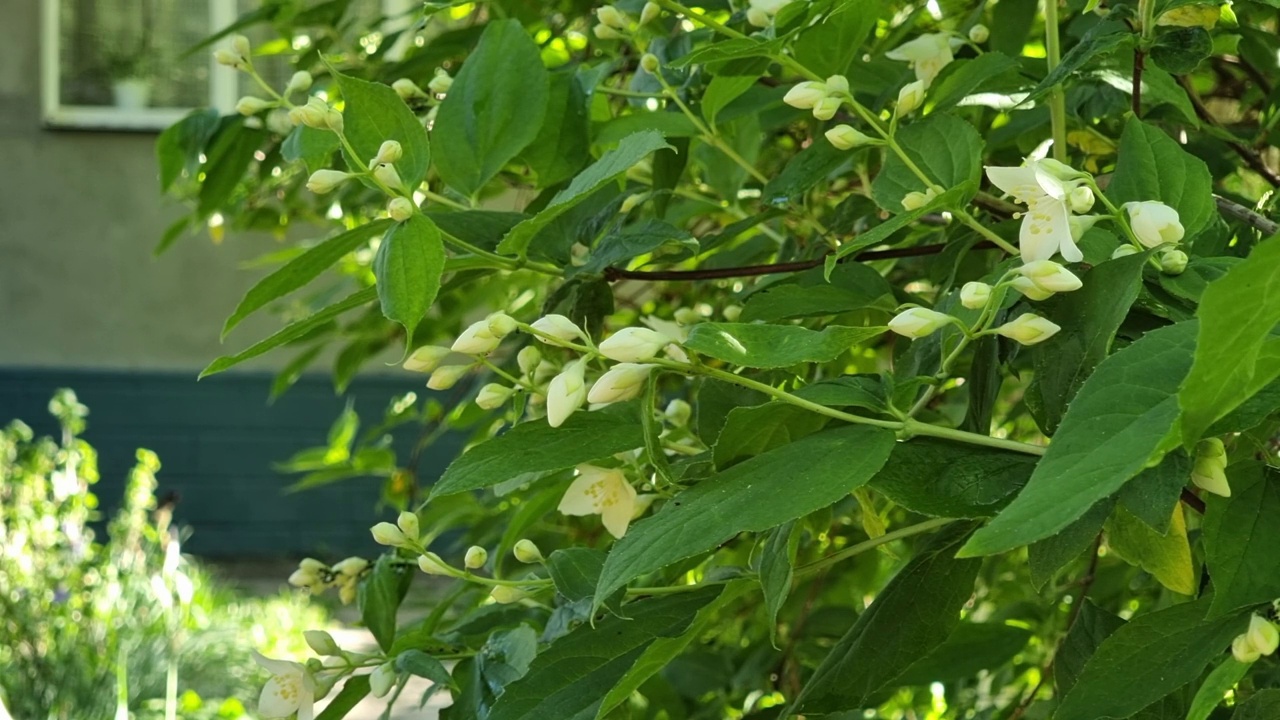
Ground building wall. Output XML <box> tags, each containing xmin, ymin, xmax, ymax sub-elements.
<box><xmin>0</xmin><ymin>3</ymin><xmax>453</xmax><ymax>559</ymax></box>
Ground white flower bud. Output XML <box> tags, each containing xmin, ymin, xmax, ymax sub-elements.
<box><xmin>299</xmin><ymin>558</ymin><xmax>327</xmax><ymax>573</ymax></box>
<box><xmin>517</xmin><ymin>346</ymin><xmax>542</xmax><ymax>376</ymax></box>
<box><xmin>995</xmin><ymin>313</ymin><xmax>1062</xmax><ymax>345</ymax></box>
<box><xmin>404</xmin><ymin>345</ymin><xmax>450</xmax><ymax>373</ymax></box>
<box><xmin>374</xmin><ymin>140</ymin><xmax>403</xmax><ymax>165</ymax></box>
<box><xmin>1010</xmin><ymin>275</ymin><xmax>1054</xmax><ymax>301</ymax></box>
<box><xmin>599</xmin><ymin>327</ymin><xmax>671</xmax><ymax>362</ymax></box>
<box><xmin>475</xmin><ymin>383</ymin><xmax>515</xmax><ymax>410</ymax></box>
<box><xmin>900</xmin><ymin>187</ymin><xmax>937</xmax><ymax>211</ymax></box>
<box><xmin>674</xmin><ymin>307</ymin><xmax>701</xmax><ymax>325</ymax></box>
<box><xmin>1111</xmin><ymin>245</ymin><xmax>1140</xmax><ymax>259</ymax></box>
<box><xmin>332</xmin><ymin>557</ymin><xmax>368</xmax><ymax>576</ymax></box>
<box><xmin>968</xmin><ymin>23</ymin><xmax>989</xmax><ymax>43</ymax></box>
<box><xmin>428</xmin><ymin>70</ymin><xmax>453</xmax><ymax>95</ymax></box>
<box><xmin>304</xmin><ymin>630</ymin><xmax>342</xmax><ymax>656</ymax></box>
<box><xmin>1234</xmin><ymin>634</ymin><xmax>1262</xmax><ymax>663</ymax></box>
<box><xmin>370</xmin><ymin>522</ymin><xmax>407</xmax><ymax>547</ymax></box>
<box><xmin>825</xmin><ymin>75</ymin><xmax>850</xmax><ymax>95</ymax></box>
<box><xmin>641</xmin><ymin>2</ymin><xmax>661</xmax><ymax>23</ymax></box>
<box><xmin>897</xmin><ymin>80</ymin><xmax>927</xmax><ymax>115</ymax></box>
<box><xmin>746</xmin><ymin>7</ymin><xmax>771</xmax><ymax>26</ymax></box>
<box><xmin>489</xmin><ymin>586</ymin><xmax>528</xmax><ymax>604</ymax></box>
<box><xmin>289</xmin><ymin>98</ymin><xmax>330</xmax><ymax>129</ymax></box>
<box><xmin>370</xmin><ymin>163</ymin><xmax>402</xmax><ymax>193</ymax></box>
<box><xmin>960</xmin><ymin>281</ymin><xmax>992</xmax><ymax>310</ymax></box>
<box><xmin>464</xmin><ymin>545</ymin><xmax>488</xmax><ymax>569</ymax></box>
<box><xmin>588</xmin><ymin>363</ymin><xmax>655</xmax><ymax>404</ymax></box>
<box><xmin>428</xmin><ymin>364</ymin><xmax>470</xmax><ymax>391</ymax></box>
<box><xmin>387</xmin><ymin>197</ymin><xmax>415</xmax><ymax>222</ymax></box>
<box><xmin>640</xmin><ymin>53</ymin><xmax>661</xmax><ymax>74</ymax></box>
<box><xmin>1249</xmin><ymin>615</ymin><xmax>1279</xmax><ymax>656</ymax></box>
<box><xmin>513</xmin><ymin>539</ymin><xmax>544</xmax><ymax>563</ymax></box>
<box><xmin>235</xmin><ymin>96</ymin><xmax>274</xmax><ymax>116</ymax></box>
<box><xmin>1019</xmin><ymin>260</ymin><xmax>1083</xmax><ymax>293</ymax></box>
<box><xmin>370</xmin><ymin>662</ymin><xmax>397</xmax><ymax>698</ymax></box>
<box><xmin>1159</xmin><ymin>248</ymin><xmax>1189</xmax><ymax>275</ymax></box>
<box><xmin>323</xmin><ymin>107</ymin><xmax>344</xmax><ymax>133</ymax></box>
<box><xmin>888</xmin><ymin>308</ymin><xmax>952</xmax><ymax>339</ymax></box>
<box><xmin>339</xmin><ymin>582</ymin><xmax>357</xmax><ymax>605</ymax></box>
<box><xmin>487</xmin><ymin>312</ymin><xmax>518</xmax><ymax>338</ymax></box>
<box><xmin>665</xmin><ymin>399</ymin><xmax>692</xmax><ymax>426</ymax></box>
<box><xmin>392</xmin><ymin>78</ymin><xmax>426</xmax><ymax>99</ymax></box>
<box><xmin>213</xmin><ymin>49</ymin><xmax>244</xmax><ymax>68</ymax></box>
<box><xmin>306</xmin><ymin>170</ymin><xmax>351</xmax><ymax>194</ymax></box>
<box><xmin>722</xmin><ymin>305</ymin><xmax>742</xmax><ymax>322</ymax></box>
<box><xmin>1124</xmin><ymin>201</ymin><xmax>1185</xmax><ymax>247</ymax></box>
<box><xmin>783</xmin><ymin>81</ymin><xmax>829</xmax><ymax>110</ymax></box>
<box><xmin>288</xmin><ymin>569</ymin><xmax>320</xmax><ymax>588</ymax></box>
<box><xmin>825</xmin><ymin>124</ymin><xmax>874</xmax><ymax>150</ymax></box>
<box><xmin>453</xmin><ymin>320</ymin><xmax>502</xmax><ymax>355</ymax></box>
<box><xmin>812</xmin><ymin>96</ymin><xmax>842</xmax><ymax>121</ymax></box>
<box><xmin>285</xmin><ymin>71</ymin><xmax>313</xmax><ymax>94</ymax></box>
<box><xmin>547</xmin><ymin>359</ymin><xmax>588</xmax><ymax>428</ymax></box>
<box><xmin>531</xmin><ymin>314</ymin><xmax>585</xmax><ymax>344</ymax></box>
<box><xmin>1068</xmin><ymin>185</ymin><xmax>1095</xmax><ymax>213</ymax></box>
<box><xmin>593</xmin><ymin>23</ymin><xmax>625</xmax><ymax>39</ymax></box>
<box><xmin>266</xmin><ymin>109</ymin><xmax>294</xmax><ymax>136</ymax></box>
<box><xmin>417</xmin><ymin>552</ymin><xmax>451</xmax><ymax>575</ymax></box>
<box><xmin>397</xmin><ymin>511</ymin><xmax>420</xmax><ymax>541</ymax></box>
<box><xmin>231</xmin><ymin>34</ymin><xmax>252</xmax><ymax>59</ymax></box>
<box><xmin>1191</xmin><ymin>437</ymin><xmax>1230</xmax><ymax>497</ymax></box>
<box><xmin>596</xmin><ymin>5</ymin><xmax>628</xmax><ymax>29</ymax></box>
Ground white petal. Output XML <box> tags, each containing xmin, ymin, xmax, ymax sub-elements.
<box><xmin>985</xmin><ymin>165</ymin><xmax>1043</xmax><ymax>204</ymax></box>
<box><xmin>559</xmin><ymin>470</ymin><xmax>608</xmax><ymax>515</ymax></box>
<box><xmin>601</xmin><ymin>480</ymin><xmax>639</xmax><ymax>539</ymax></box>
<box><xmin>259</xmin><ymin>676</ymin><xmax>303</xmax><ymax>718</ymax></box>
<box><xmin>253</xmin><ymin>651</ymin><xmax>303</xmax><ymax>678</ymax></box>
<box><xmin>1031</xmin><ymin>163</ymin><xmax>1068</xmax><ymax>200</ymax></box>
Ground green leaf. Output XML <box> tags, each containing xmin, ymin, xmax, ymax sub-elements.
<box><xmin>200</xmin><ymin>287</ymin><xmax>378</xmax><ymax>378</ymax></box>
<box><xmin>334</xmin><ymin>71</ymin><xmax>430</xmax><ymax>189</ymax></box>
<box><xmin>1233</xmin><ymin>690</ymin><xmax>1280</xmax><ymax>720</ymax></box>
<box><xmin>683</xmin><ymin>322</ymin><xmax>885</xmax><ymax>368</ymax></box>
<box><xmin>763</xmin><ymin>139</ymin><xmax>851</xmax><ymax>203</ymax></box>
<box><xmin>281</xmin><ymin>124</ymin><xmax>341</xmax><ymax>174</ymax></box>
<box><xmin>497</xmin><ymin>131</ymin><xmax>673</xmax><ymax>257</ymax></box>
<box><xmin>596</xmin><ymin>425</ymin><xmax>896</xmax><ymax>604</ymax></box>
<box><xmin>487</xmin><ymin>589</ymin><xmax>720</xmax><ymax>720</ymax></box>
<box><xmin>702</xmin><ymin>58</ymin><xmax>770</xmax><ymax>129</ymax></box>
<box><xmin>223</xmin><ymin>220</ymin><xmax>393</xmax><ymax>338</ymax></box>
<box><xmin>198</xmin><ymin>120</ymin><xmax>265</xmax><ymax>216</ymax></box>
<box><xmin>794</xmin><ymin>523</ymin><xmax>981</xmax><ymax>712</ymax></box>
<box><xmin>1027</xmin><ymin>500</ymin><xmax>1109</xmax><ymax>589</ymax></box>
<box><xmin>961</xmin><ymin>322</ymin><xmax>1197</xmax><ymax>556</ymax></box>
<box><xmin>1054</xmin><ymin>596</ymin><xmax>1248</xmax><ymax>720</ymax></box>
<box><xmin>523</xmin><ymin>68</ymin><xmax>590</xmax><ymax>186</ymax></box>
<box><xmin>395</xmin><ymin>650</ymin><xmax>456</xmax><ymax>689</ymax></box>
<box><xmin>1150</xmin><ymin>26</ymin><xmax>1213</xmax><ymax>74</ymax></box>
<box><xmin>1117</xmin><ymin>450</ymin><xmax>1192</xmax><ymax>534</ymax></box>
<box><xmin>713</xmin><ymin>403</ymin><xmax>828</xmax><ymax>468</ymax></box>
<box><xmin>827</xmin><ymin>186</ymin><xmax>970</xmax><ymax>266</ymax></box>
<box><xmin>580</xmin><ymin>220</ymin><xmax>697</xmax><ymax>275</ymax></box>
<box><xmin>871</xmin><ymin>113</ymin><xmax>982</xmax><ymax>213</ymax></box>
<box><xmin>792</xmin><ymin>375</ymin><xmax>889</xmax><ymax>413</ymax></box>
<box><xmin>1055</xmin><ymin>601</ymin><xmax>1126</xmax><ymax>695</ymax></box>
<box><xmin>430</xmin><ymin>405</ymin><xmax>644</xmax><ymax>497</ymax></box>
<box><xmin>928</xmin><ymin>53</ymin><xmax>1024</xmax><ymax>111</ymax></box>
<box><xmin>1179</xmin><ymin>233</ymin><xmax>1280</xmax><ymax>445</ymax></box>
<box><xmin>1105</xmin><ymin>504</ymin><xmax>1195</xmax><ymax>595</ymax></box>
<box><xmin>1186</xmin><ymin>658</ymin><xmax>1250</xmax><ymax>720</ymax></box>
<box><xmin>156</xmin><ymin>108</ymin><xmax>219</xmax><ymax>192</ymax></box>
<box><xmin>1107</xmin><ymin>118</ymin><xmax>1216</xmax><ymax>242</ymax></box>
<box><xmin>594</xmin><ymin>112</ymin><xmax>699</xmax><ymax>147</ymax></box>
<box><xmin>759</xmin><ymin>521</ymin><xmax>801</xmax><ymax>643</ymax></box>
<box><xmin>893</xmin><ymin>623</ymin><xmax>1033</xmax><ymax>686</ymax></box>
<box><xmin>1025</xmin><ymin>22</ymin><xmax>1134</xmax><ymax>102</ymax></box>
<box><xmin>432</xmin><ymin>20</ymin><xmax>548</xmax><ymax>197</ymax></box>
<box><xmin>1202</xmin><ymin>463</ymin><xmax>1280</xmax><ymax>617</ymax></box>
<box><xmin>547</xmin><ymin>547</ymin><xmax>608</xmax><ymax>603</ymax></box>
<box><xmin>870</xmin><ymin>439</ymin><xmax>1037</xmax><ymax>518</ymax></box>
<box><xmin>374</xmin><ymin>214</ymin><xmax>446</xmax><ymax>345</ymax></box>
<box><xmin>359</xmin><ymin>554</ymin><xmax>413</xmax><ymax>652</ymax></box>
<box><xmin>669</xmin><ymin>37</ymin><xmax>788</xmax><ymax>68</ymax></box>
<box><xmin>793</xmin><ymin>0</ymin><xmax>881</xmax><ymax>77</ymax></box>
<box><xmin>315</xmin><ymin>675</ymin><xmax>371</xmax><ymax>720</ymax></box>
<box><xmin>1029</xmin><ymin>251</ymin><xmax>1149</xmax><ymax>433</ymax></box>
<box><xmin>595</xmin><ymin>582</ymin><xmax>750</xmax><ymax>719</ymax></box>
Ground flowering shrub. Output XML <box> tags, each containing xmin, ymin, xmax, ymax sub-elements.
<box><xmin>159</xmin><ymin>0</ymin><xmax>1280</xmax><ymax>717</ymax></box>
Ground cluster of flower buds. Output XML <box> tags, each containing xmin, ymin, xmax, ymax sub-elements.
<box><xmin>371</xmin><ymin>511</ymin><xmax>421</xmax><ymax>549</ymax></box>
<box><xmin>746</xmin><ymin>0</ymin><xmax>792</xmax><ymax>27</ymax></box>
<box><xmin>287</xmin><ymin>555</ymin><xmax>369</xmax><ymax>605</ymax></box>
<box><xmin>783</xmin><ymin>75</ymin><xmax>849</xmax><ymax>121</ymax></box>
<box><xmin>290</xmin><ymin>96</ymin><xmax>344</xmax><ymax>133</ymax></box>
<box><xmin>593</xmin><ymin>3</ymin><xmax>659</xmax><ymax>38</ymax></box>
<box><xmin>213</xmin><ymin>34</ymin><xmax>253</xmax><ymax>71</ymax></box>
<box><xmin>1191</xmin><ymin>437</ymin><xmax>1231</xmax><ymax>497</ymax></box>
<box><xmin>1233</xmin><ymin>614</ymin><xmax>1279</xmax><ymax>663</ymax></box>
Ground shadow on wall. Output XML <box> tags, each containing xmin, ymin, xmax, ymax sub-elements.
<box><xmin>0</xmin><ymin>368</ymin><xmax>465</xmax><ymax>558</ymax></box>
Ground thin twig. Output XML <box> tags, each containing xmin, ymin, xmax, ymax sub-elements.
<box><xmin>1132</xmin><ymin>48</ymin><xmax>1145</xmax><ymax>117</ymax></box>
<box><xmin>1180</xmin><ymin>488</ymin><xmax>1207</xmax><ymax>515</ymax></box>
<box><xmin>1215</xmin><ymin>196</ymin><xmax>1280</xmax><ymax>236</ymax></box>
<box><xmin>604</xmin><ymin>241</ymin><xmax>1000</xmax><ymax>282</ymax></box>
<box><xmin>1178</xmin><ymin>76</ymin><xmax>1280</xmax><ymax>187</ymax></box>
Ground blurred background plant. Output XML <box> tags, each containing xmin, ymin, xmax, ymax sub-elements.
<box><xmin>0</xmin><ymin>389</ymin><xmax>326</xmax><ymax>719</ymax></box>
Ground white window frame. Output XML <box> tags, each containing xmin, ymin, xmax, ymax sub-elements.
<box><xmin>41</xmin><ymin>0</ymin><xmax>240</xmax><ymax>131</ymax></box>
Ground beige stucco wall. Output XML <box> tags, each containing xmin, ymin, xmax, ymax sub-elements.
<box><xmin>0</xmin><ymin>2</ymin><xmax>298</xmax><ymax>373</ymax></box>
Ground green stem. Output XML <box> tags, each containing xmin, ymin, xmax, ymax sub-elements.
<box><xmin>796</xmin><ymin>517</ymin><xmax>954</xmax><ymax>576</ymax></box>
<box><xmin>479</xmin><ymin>358</ymin><xmax>539</xmax><ymax>393</ymax></box>
<box><xmin>955</xmin><ymin>209</ymin><xmax>1021</xmax><ymax>256</ymax></box>
<box><xmin>595</xmin><ymin>85</ymin><xmax>666</xmax><ymax>99</ymax></box>
<box><xmin>654</xmin><ymin>72</ymin><xmax>770</xmax><ymax>185</ymax></box>
<box><xmin>1043</xmin><ymin>0</ymin><xmax>1069</xmax><ymax>162</ymax></box>
<box><xmin>422</xmin><ymin>189</ymin><xmax>469</xmax><ymax>211</ymax></box>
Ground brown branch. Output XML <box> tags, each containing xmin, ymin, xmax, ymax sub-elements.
<box><xmin>1215</xmin><ymin>195</ymin><xmax>1280</xmax><ymax>236</ymax></box>
<box><xmin>1180</xmin><ymin>488</ymin><xmax>1207</xmax><ymax>515</ymax></box>
<box><xmin>1132</xmin><ymin>48</ymin><xmax>1145</xmax><ymax>117</ymax></box>
<box><xmin>1179</xmin><ymin>75</ymin><xmax>1280</xmax><ymax>188</ymax></box>
<box><xmin>604</xmin><ymin>241</ymin><xmax>1000</xmax><ymax>282</ymax></box>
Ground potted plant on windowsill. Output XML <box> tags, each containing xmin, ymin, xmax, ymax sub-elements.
<box><xmin>103</xmin><ymin>48</ymin><xmax>153</xmax><ymax>110</ymax></box>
